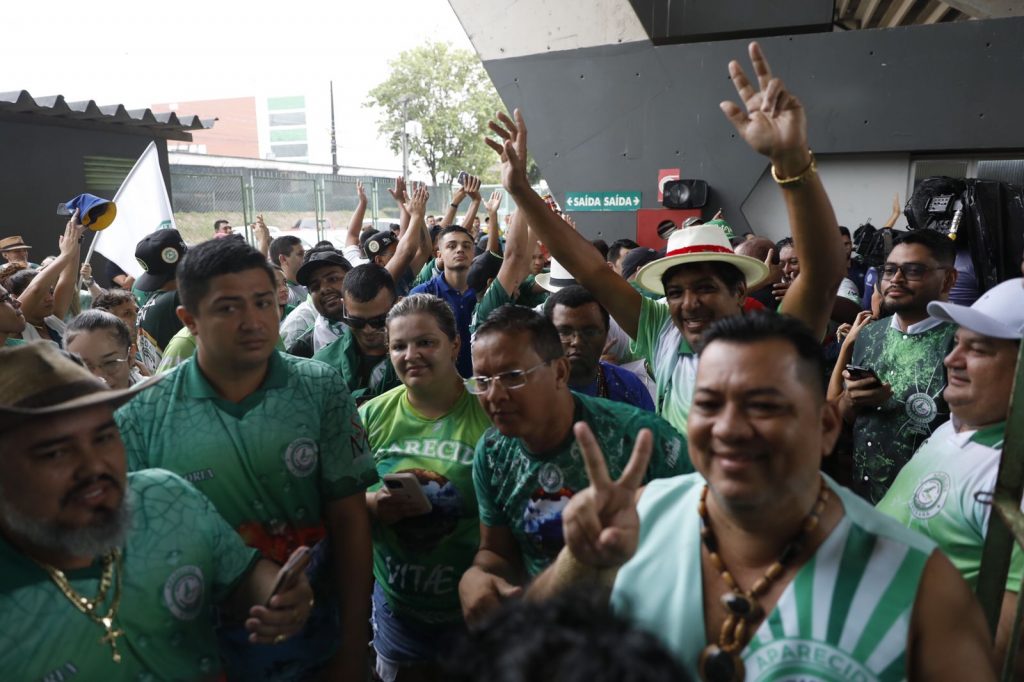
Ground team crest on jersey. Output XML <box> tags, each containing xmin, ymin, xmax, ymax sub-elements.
<box><xmin>163</xmin><ymin>565</ymin><xmax>205</xmax><ymax>620</ymax></box>
<box><xmin>538</xmin><ymin>462</ymin><xmax>564</xmax><ymax>493</ymax></box>
<box><xmin>904</xmin><ymin>391</ymin><xmax>939</xmax><ymax>426</ymax></box>
<box><xmin>284</xmin><ymin>437</ymin><xmax>319</xmax><ymax>477</ymax></box>
<box><xmin>910</xmin><ymin>471</ymin><xmax>950</xmax><ymax>520</ymax></box>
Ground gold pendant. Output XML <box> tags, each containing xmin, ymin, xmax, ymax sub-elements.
<box><xmin>99</xmin><ymin>616</ymin><xmax>124</xmax><ymax>664</ymax></box>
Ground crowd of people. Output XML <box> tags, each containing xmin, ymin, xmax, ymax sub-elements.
<box><xmin>1</xmin><ymin>41</ymin><xmax>1023</xmax><ymax>682</ymax></box>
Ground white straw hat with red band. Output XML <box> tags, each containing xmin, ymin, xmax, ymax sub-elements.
<box><xmin>634</xmin><ymin>223</ymin><xmax>769</xmax><ymax>295</ymax></box>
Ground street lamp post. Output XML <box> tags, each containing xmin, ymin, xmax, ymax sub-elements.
<box><xmin>399</xmin><ymin>96</ymin><xmax>411</xmax><ymax>180</ymax></box>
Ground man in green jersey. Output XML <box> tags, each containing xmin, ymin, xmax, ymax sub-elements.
<box><xmin>313</xmin><ymin>263</ymin><xmax>401</xmax><ymax>404</ymax></box>
<box><xmin>0</xmin><ymin>343</ymin><xmax>314</xmax><ymax>681</ymax></box>
<box><xmin>878</xmin><ymin>278</ymin><xmax>1023</xmax><ymax>668</ymax></box>
<box><xmin>134</xmin><ymin>229</ymin><xmax>188</xmax><ymax>373</ymax></box>
<box><xmin>530</xmin><ymin>312</ymin><xmax>994</xmax><ymax>682</ymax></box>
<box><xmin>838</xmin><ymin>230</ymin><xmax>959</xmax><ymax>502</ymax></box>
<box><xmin>481</xmin><ymin>43</ymin><xmax>847</xmax><ymax>441</ymax></box>
<box><xmin>284</xmin><ymin>247</ymin><xmax>353</xmax><ymax>356</ymax></box>
<box><xmin>458</xmin><ymin>305</ymin><xmax>690</xmax><ymax>627</ymax></box>
<box><xmin>116</xmin><ymin>238</ymin><xmax>377</xmax><ymax>682</ymax></box>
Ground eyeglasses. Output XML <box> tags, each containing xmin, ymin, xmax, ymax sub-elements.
<box><xmin>83</xmin><ymin>355</ymin><xmax>130</xmax><ymax>376</ymax></box>
<box><xmin>464</xmin><ymin>361</ymin><xmax>549</xmax><ymax>395</ymax></box>
<box><xmin>880</xmin><ymin>263</ymin><xmax>947</xmax><ymax>281</ymax></box>
<box><xmin>555</xmin><ymin>326</ymin><xmax>604</xmax><ymax>342</ymax></box>
<box><xmin>342</xmin><ymin>312</ymin><xmax>388</xmax><ymax>330</ymax></box>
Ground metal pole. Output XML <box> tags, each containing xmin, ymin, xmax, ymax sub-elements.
<box><xmin>329</xmin><ymin>80</ymin><xmax>339</xmax><ymax>175</ymax></box>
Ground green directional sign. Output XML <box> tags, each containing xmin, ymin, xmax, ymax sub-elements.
<box><xmin>564</xmin><ymin>191</ymin><xmax>642</xmax><ymax>212</ymax></box>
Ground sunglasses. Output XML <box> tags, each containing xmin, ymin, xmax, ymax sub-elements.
<box><xmin>342</xmin><ymin>313</ymin><xmax>388</xmax><ymax>330</ymax></box>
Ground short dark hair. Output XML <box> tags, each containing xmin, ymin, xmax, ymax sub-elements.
<box><xmin>269</xmin><ymin>235</ymin><xmax>302</xmax><ymax>265</ymax></box>
<box><xmin>893</xmin><ymin>230</ymin><xmax>956</xmax><ymax>267</ymax></box>
<box><xmin>439</xmin><ymin>225</ymin><xmax>473</xmax><ymax>243</ymax></box>
<box><xmin>343</xmin><ymin>263</ymin><xmax>397</xmax><ymax>304</ymax></box>
<box><xmin>591</xmin><ymin>239</ymin><xmax>609</xmax><ymax>260</ymax></box>
<box><xmin>474</xmin><ymin>305</ymin><xmax>564</xmax><ymax>362</ymax></box>
<box><xmin>314</xmin><ymin>240</ymin><xmax>335</xmax><ymax>249</ymax></box>
<box><xmin>661</xmin><ymin>260</ymin><xmax>746</xmax><ymax>294</ymax></box>
<box><xmin>838</xmin><ymin>225</ymin><xmax>851</xmax><ymax>238</ymax></box>
<box><xmin>8</xmin><ymin>269</ymin><xmax>37</xmax><ymax>296</ymax></box>
<box><xmin>92</xmin><ymin>288</ymin><xmax>136</xmax><ymax>311</ymax></box>
<box><xmin>213</xmin><ymin>219</ymin><xmax>230</xmax><ymax>232</ymax></box>
<box><xmin>775</xmin><ymin>236</ymin><xmax>794</xmax><ymax>252</ymax></box>
<box><xmin>607</xmin><ymin>238</ymin><xmax>639</xmax><ymax>264</ymax></box>
<box><xmin>701</xmin><ymin>311</ymin><xmax>827</xmax><ymax>396</ymax></box>
<box><xmin>177</xmin><ymin>238</ymin><xmax>275</xmax><ymax>314</ymax></box>
<box><xmin>444</xmin><ymin>587</ymin><xmax>691</xmax><ymax>682</ymax></box>
<box><xmin>543</xmin><ymin>285</ymin><xmax>610</xmax><ymax>331</ymax></box>
<box><xmin>64</xmin><ymin>309</ymin><xmax>131</xmax><ymax>351</ymax></box>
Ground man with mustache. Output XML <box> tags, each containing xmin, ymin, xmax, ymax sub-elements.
<box><xmin>0</xmin><ymin>343</ymin><xmax>315</xmax><ymax>680</ymax></box>
<box><xmin>115</xmin><ymin>238</ymin><xmax>377</xmax><ymax>681</ymax></box>
<box><xmin>837</xmin><ymin>230</ymin><xmax>958</xmax><ymax>503</ymax></box>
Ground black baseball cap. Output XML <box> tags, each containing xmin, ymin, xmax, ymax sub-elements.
<box><xmin>134</xmin><ymin>229</ymin><xmax>187</xmax><ymax>291</ymax></box>
<box><xmin>620</xmin><ymin>247</ymin><xmax>661</xmax><ymax>281</ymax></box>
<box><xmin>296</xmin><ymin>249</ymin><xmax>353</xmax><ymax>287</ymax></box>
<box><xmin>363</xmin><ymin>230</ymin><xmax>398</xmax><ymax>258</ymax></box>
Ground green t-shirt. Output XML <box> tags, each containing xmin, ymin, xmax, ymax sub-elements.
<box><xmin>3</xmin><ymin>337</ymin><xmax>25</xmax><ymax>347</ymax></box>
<box><xmin>157</xmin><ymin>326</ymin><xmax>197</xmax><ymax>373</ymax></box>
<box><xmin>851</xmin><ymin>317</ymin><xmax>955</xmax><ymax>503</ymax></box>
<box><xmin>0</xmin><ymin>469</ymin><xmax>258</xmax><ymax>681</ymax></box>
<box><xmin>877</xmin><ymin>420</ymin><xmax>1021</xmax><ymax>591</ymax></box>
<box><xmin>312</xmin><ymin>328</ymin><xmax>401</xmax><ymax>406</ymax></box>
<box><xmin>473</xmin><ymin>392</ymin><xmax>691</xmax><ymax>577</ymax></box>
<box><xmin>470</xmin><ymin>274</ymin><xmax>548</xmax><ymax>334</ymax></box>
<box><xmin>413</xmin><ymin>258</ymin><xmax>438</xmax><ymax>287</ymax></box>
<box><xmin>360</xmin><ymin>386</ymin><xmax>492</xmax><ymax>622</ymax></box>
<box><xmin>117</xmin><ymin>351</ymin><xmax>378</xmax><ymax>564</ymax></box>
<box><xmin>630</xmin><ymin>295</ymin><xmax>695</xmax><ymax>439</ymax></box>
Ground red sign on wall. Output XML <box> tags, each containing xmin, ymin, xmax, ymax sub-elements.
<box><xmin>635</xmin><ymin>208</ymin><xmax>702</xmax><ymax>250</ymax></box>
<box><xmin>657</xmin><ymin>168</ymin><xmax>681</xmax><ymax>203</ymax></box>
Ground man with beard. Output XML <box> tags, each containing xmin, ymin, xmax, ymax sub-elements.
<box><xmin>837</xmin><ymin>230</ymin><xmax>957</xmax><ymax>502</ymax></box>
<box><xmin>313</xmin><ymin>264</ymin><xmax>402</xmax><ymax>404</ymax></box>
<box><xmin>458</xmin><ymin>306</ymin><xmax>688</xmax><ymax>627</ymax></box>
<box><xmin>482</xmin><ymin>42</ymin><xmax>846</xmax><ymax>439</ymax></box>
<box><xmin>0</xmin><ymin>343</ymin><xmax>315</xmax><ymax>680</ymax></box>
<box><xmin>412</xmin><ymin>226</ymin><xmax>479</xmax><ymax>377</ymax></box>
<box><xmin>116</xmin><ymin>238</ymin><xmax>377</xmax><ymax>681</ymax></box>
<box><xmin>543</xmin><ymin>285</ymin><xmax>653</xmax><ymax>410</ymax></box>
<box><xmin>279</xmin><ymin>247</ymin><xmax>351</xmax><ymax>355</ymax></box>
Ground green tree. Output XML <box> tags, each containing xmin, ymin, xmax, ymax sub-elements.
<box><xmin>366</xmin><ymin>42</ymin><xmax>503</xmax><ymax>186</ymax></box>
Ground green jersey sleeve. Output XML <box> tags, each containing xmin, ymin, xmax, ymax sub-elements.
<box><xmin>629</xmin><ymin>295</ymin><xmax>671</xmax><ymax>364</ymax></box>
<box><xmin>317</xmin><ymin>367</ymin><xmax>379</xmax><ymax>499</ymax></box>
<box><xmin>472</xmin><ymin>432</ymin><xmax>507</xmax><ymax>528</ymax></box>
<box><xmin>471</xmin><ymin>279</ymin><xmax>514</xmax><ymax>334</ymax></box>
<box><xmin>156</xmin><ymin>327</ymin><xmax>197</xmax><ymax>374</ymax></box>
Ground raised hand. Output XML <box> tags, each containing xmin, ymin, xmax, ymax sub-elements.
<box><xmin>356</xmin><ymin>179</ymin><xmax>367</xmax><ymax>205</ymax></box>
<box><xmin>485</xmin><ymin>189</ymin><xmax>503</xmax><ymax>214</ymax></box>
<box><xmin>485</xmin><ymin>110</ymin><xmax>531</xmax><ymax>195</ymax></box>
<box><xmin>388</xmin><ymin>176</ymin><xmax>407</xmax><ymax>205</ymax></box>
<box><xmin>562</xmin><ymin>422</ymin><xmax>652</xmax><ymax>569</ymax></box>
<box><xmin>405</xmin><ymin>185</ymin><xmax>429</xmax><ymax>218</ymax></box>
<box><xmin>464</xmin><ymin>174</ymin><xmax>482</xmax><ymax>200</ymax></box>
<box><xmin>719</xmin><ymin>42</ymin><xmax>809</xmax><ymax>174</ymax></box>
<box><xmin>58</xmin><ymin>210</ymin><xmax>86</xmax><ymax>255</ymax></box>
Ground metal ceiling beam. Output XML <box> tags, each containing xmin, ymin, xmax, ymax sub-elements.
<box><xmin>942</xmin><ymin>0</ymin><xmax>1024</xmax><ymax>18</ymax></box>
<box><xmin>922</xmin><ymin>0</ymin><xmax>953</xmax><ymax>23</ymax></box>
<box><xmin>881</xmin><ymin>0</ymin><xmax>918</xmax><ymax>26</ymax></box>
<box><xmin>858</xmin><ymin>0</ymin><xmax>886</xmax><ymax>27</ymax></box>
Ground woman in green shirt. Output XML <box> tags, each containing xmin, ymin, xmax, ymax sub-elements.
<box><xmin>360</xmin><ymin>294</ymin><xmax>492</xmax><ymax>682</ymax></box>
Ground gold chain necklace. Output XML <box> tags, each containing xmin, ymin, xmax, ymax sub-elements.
<box><xmin>697</xmin><ymin>479</ymin><xmax>829</xmax><ymax>682</ymax></box>
<box><xmin>37</xmin><ymin>549</ymin><xmax>125</xmax><ymax>663</ymax></box>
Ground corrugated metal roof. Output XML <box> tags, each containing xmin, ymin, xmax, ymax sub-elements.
<box><xmin>0</xmin><ymin>90</ymin><xmax>216</xmax><ymax>140</ymax></box>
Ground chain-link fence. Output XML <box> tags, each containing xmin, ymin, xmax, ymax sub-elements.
<box><xmin>170</xmin><ymin>164</ymin><xmax>455</xmax><ymax>248</ymax></box>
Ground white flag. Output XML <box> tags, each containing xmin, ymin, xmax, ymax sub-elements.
<box><xmin>91</xmin><ymin>142</ymin><xmax>175</xmax><ymax>277</ymax></box>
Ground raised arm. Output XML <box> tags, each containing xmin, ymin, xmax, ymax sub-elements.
<box><xmin>486</xmin><ymin>112</ymin><xmax>643</xmax><ymax>337</ymax></box>
<box><xmin>252</xmin><ymin>214</ymin><xmax>271</xmax><ymax>259</ymax></box>
<box><xmin>346</xmin><ymin>180</ymin><xmax>368</xmax><ymax>248</ymax></box>
<box><xmin>461</xmin><ymin>175</ymin><xmax>482</xmax><ymax>230</ymax></box>
<box><xmin>19</xmin><ymin>214</ymin><xmax>85</xmax><ymax>318</ymax></box>
<box><xmin>720</xmin><ymin>42</ymin><xmax>845</xmax><ymax>341</ymax></box>
<box><xmin>485</xmin><ymin>190</ymin><xmax>503</xmax><ymax>256</ymax></box>
<box><xmin>494</xmin><ymin>209</ymin><xmax>532</xmax><ymax>296</ymax></box>
<box><xmin>52</xmin><ymin>226</ymin><xmax>84</xmax><ymax>320</ymax></box>
<box><xmin>386</xmin><ymin>185</ymin><xmax>428</xmax><ymax>281</ymax></box>
<box><xmin>441</xmin><ymin>185</ymin><xmax>468</xmax><ymax>228</ymax></box>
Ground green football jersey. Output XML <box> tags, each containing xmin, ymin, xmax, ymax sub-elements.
<box><xmin>156</xmin><ymin>326</ymin><xmax>197</xmax><ymax>374</ymax></box>
<box><xmin>0</xmin><ymin>469</ymin><xmax>258</xmax><ymax>681</ymax></box>
<box><xmin>630</xmin><ymin>295</ymin><xmax>696</xmax><ymax>439</ymax></box>
<box><xmin>117</xmin><ymin>351</ymin><xmax>378</xmax><ymax>564</ymax></box>
<box><xmin>473</xmin><ymin>392</ymin><xmax>691</xmax><ymax>577</ymax></box>
<box><xmin>312</xmin><ymin>329</ymin><xmax>400</xmax><ymax>406</ymax></box>
<box><xmin>360</xmin><ymin>385</ymin><xmax>492</xmax><ymax>623</ymax></box>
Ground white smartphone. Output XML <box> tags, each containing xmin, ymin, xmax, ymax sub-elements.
<box><xmin>382</xmin><ymin>473</ymin><xmax>432</xmax><ymax>515</ymax></box>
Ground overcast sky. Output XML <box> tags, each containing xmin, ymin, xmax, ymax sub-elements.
<box><xmin>3</xmin><ymin>0</ymin><xmax>476</xmax><ymax>169</ymax></box>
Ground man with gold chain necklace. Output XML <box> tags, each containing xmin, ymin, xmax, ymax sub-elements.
<box><xmin>530</xmin><ymin>312</ymin><xmax>994</xmax><ymax>681</ymax></box>
<box><xmin>0</xmin><ymin>344</ymin><xmax>315</xmax><ymax>680</ymax></box>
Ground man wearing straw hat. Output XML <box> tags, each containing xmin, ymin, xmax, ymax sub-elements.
<box><xmin>0</xmin><ymin>235</ymin><xmax>35</xmax><ymax>267</ymax></box>
<box><xmin>0</xmin><ymin>344</ymin><xmax>315</xmax><ymax>680</ymax></box>
<box><xmin>482</xmin><ymin>43</ymin><xmax>847</xmax><ymax>439</ymax></box>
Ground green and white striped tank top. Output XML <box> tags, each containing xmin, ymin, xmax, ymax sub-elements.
<box><xmin>611</xmin><ymin>473</ymin><xmax>936</xmax><ymax>681</ymax></box>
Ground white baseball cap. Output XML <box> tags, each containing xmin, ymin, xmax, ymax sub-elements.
<box><xmin>927</xmin><ymin>278</ymin><xmax>1024</xmax><ymax>340</ymax></box>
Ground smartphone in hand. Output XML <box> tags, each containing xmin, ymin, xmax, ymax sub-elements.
<box><xmin>845</xmin><ymin>364</ymin><xmax>879</xmax><ymax>382</ymax></box>
<box><xmin>382</xmin><ymin>473</ymin><xmax>432</xmax><ymax>515</ymax></box>
<box><xmin>264</xmin><ymin>546</ymin><xmax>312</xmax><ymax>607</ymax></box>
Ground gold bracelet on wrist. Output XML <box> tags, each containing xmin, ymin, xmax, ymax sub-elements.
<box><xmin>771</xmin><ymin>150</ymin><xmax>816</xmax><ymax>188</ymax></box>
